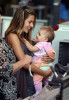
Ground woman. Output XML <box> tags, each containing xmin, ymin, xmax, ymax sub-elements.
<box><xmin>0</xmin><ymin>37</ymin><xmax>32</xmax><ymax>100</ymax></box>
<box><xmin>5</xmin><ymin>6</ymin><xmax>53</xmax><ymax>99</ymax></box>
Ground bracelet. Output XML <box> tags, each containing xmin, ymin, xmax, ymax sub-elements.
<box><xmin>29</xmin><ymin>65</ymin><xmax>33</xmax><ymax>77</ymax></box>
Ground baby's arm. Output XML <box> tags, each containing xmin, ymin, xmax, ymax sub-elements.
<box><xmin>23</xmin><ymin>38</ymin><xmax>39</xmax><ymax>52</ymax></box>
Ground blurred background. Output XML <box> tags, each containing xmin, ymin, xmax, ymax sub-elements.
<box><xmin>0</xmin><ymin>0</ymin><xmax>69</xmax><ymax>28</ymax></box>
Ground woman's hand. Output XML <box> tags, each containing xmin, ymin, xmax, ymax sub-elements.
<box><xmin>41</xmin><ymin>54</ymin><xmax>55</xmax><ymax>64</ymax></box>
<box><xmin>31</xmin><ymin>37</ymin><xmax>38</xmax><ymax>43</ymax></box>
<box><xmin>12</xmin><ymin>55</ymin><xmax>32</xmax><ymax>73</ymax></box>
<box><xmin>24</xmin><ymin>55</ymin><xmax>33</xmax><ymax>64</ymax></box>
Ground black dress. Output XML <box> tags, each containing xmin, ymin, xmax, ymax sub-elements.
<box><xmin>16</xmin><ymin>39</ymin><xmax>35</xmax><ymax>99</ymax></box>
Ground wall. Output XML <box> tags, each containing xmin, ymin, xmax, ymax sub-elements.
<box><xmin>1</xmin><ymin>16</ymin><xmax>48</xmax><ymax>37</ymax></box>
<box><xmin>52</xmin><ymin>21</ymin><xmax>69</xmax><ymax>66</ymax></box>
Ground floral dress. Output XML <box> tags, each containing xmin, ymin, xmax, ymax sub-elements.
<box><xmin>0</xmin><ymin>37</ymin><xmax>17</xmax><ymax>100</ymax></box>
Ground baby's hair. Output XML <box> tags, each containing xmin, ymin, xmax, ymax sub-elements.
<box><xmin>40</xmin><ymin>26</ymin><xmax>55</xmax><ymax>42</ymax></box>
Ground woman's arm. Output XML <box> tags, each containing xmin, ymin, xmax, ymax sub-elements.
<box><xmin>12</xmin><ymin>55</ymin><xmax>32</xmax><ymax>73</ymax></box>
<box><xmin>21</xmin><ymin>63</ymin><xmax>52</xmax><ymax>78</ymax></box>
<box><xmin>31</xmin><ymin>64</ymin><xmax>52</xmax><ymax>78</ymax></box>
<box><xmin>8</xmin><ymin>33</ymin><xmax>52</xmax><ymax>77</ymax></box>
<box><xmin>12</xmin><ymin>56</ymin><xmax>52</xmax><ymax>77</ymax></box>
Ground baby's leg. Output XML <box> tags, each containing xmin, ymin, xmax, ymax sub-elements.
<box><xmin>33</xmin><ymin>74</ymin><xmax>43</xmax><ymax>93</ymax></box>
<box><xmin>34</xmin><ymin>81</ymin><xmax>42</xmax><ymax>93</ymax></box>
<box><xmin>31</xmin><ymin>80</ymin><xmax>42</xmax><ymax>98</ymax></box>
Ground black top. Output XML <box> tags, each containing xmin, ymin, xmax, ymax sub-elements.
<box><xmin>16</xmin><ymin>39</ymin><xmax>35</xmax><ymax>99</ymax></box>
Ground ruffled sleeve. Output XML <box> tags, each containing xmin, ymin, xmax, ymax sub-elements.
<box><xmin>1</xmin><ymin>63</ymin><xmax>14</xmax><ymax>78</ymax></box>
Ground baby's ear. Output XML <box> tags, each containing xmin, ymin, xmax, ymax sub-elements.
<box><xmin>45</xmin><ymin>37</ymin><xmax>48</xmax><ymax>42</ymax></box>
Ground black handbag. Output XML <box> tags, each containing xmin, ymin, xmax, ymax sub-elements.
<box><xmin>49</xmin><ymin>63</ymin><xmax>69</xmax><ymax>88</ymax></box>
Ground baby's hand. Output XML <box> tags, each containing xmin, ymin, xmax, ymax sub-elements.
<box><xmin>31</xmin><ymin>37</ymin><xmax>38</xmax><ymax>43</ymax></box>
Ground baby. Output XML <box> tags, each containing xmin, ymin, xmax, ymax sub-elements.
<box><xmin>23</xmin><ymin>26</ymin><xmax>56</xmax><ymax>94</ymax></box>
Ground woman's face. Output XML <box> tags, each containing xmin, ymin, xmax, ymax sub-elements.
<box><xmin>23</xmin><ymin>15</ymin><xmax>35</xmax><ymax>33</ymax></box>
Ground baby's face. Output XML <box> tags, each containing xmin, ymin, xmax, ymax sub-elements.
<box><xmin>36</xmin><ymin>29</ymin><xmax>48</xmax><ymax>42</ymax></box>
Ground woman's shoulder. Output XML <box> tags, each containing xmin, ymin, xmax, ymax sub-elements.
<box><xmin>8</xmin><ymin>33</ymin><xmax>19</xmax><ymax>46</ymax></box>
<box><xmin>8</xmin><ymin>33</ymin><xmax>18</xmax><ymax>39</ymax></box>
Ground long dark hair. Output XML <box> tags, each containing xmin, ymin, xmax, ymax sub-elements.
<box><xmin>5</xmin><ymin>6</ymin><xmax>37</xmax><ymax>42</ymax></box>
